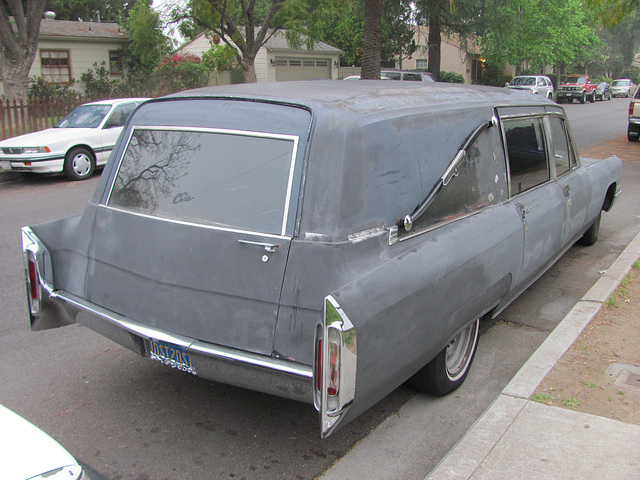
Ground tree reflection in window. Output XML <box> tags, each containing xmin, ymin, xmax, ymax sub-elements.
<box><xmin>110</xmin><ymin>129</ymin><xmax>195</xmax><ymax>213</ymax></box>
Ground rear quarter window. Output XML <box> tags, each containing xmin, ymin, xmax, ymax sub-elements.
<box><xmin>107</xmin><ymin>128</ymin><xmax>298</xmax><ymax>236</ymax></box>
<box><xmin>504</xmin><ymin>117</ymin><xmax>549</xmax><ymax>194</ymax></box>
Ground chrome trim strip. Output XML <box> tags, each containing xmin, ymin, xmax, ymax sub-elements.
<box><xmin>1</xmin><ymin>154</ymin><xmax>65</xmax><ymax>163</ymax></box>
<box><xmin>281</xmin><ymin>136</ymin><xmax>299</xmax><ymax>236</ymax></box>
<box><xmin>54</xmin><ymin>289</ymin><xmax>312</xmax><ymax>379</ymax></box>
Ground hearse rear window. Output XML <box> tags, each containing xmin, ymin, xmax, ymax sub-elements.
<box><xmin>107</xmin><ymin>128</ymin><xmax>298</xmax><ymax>235</ymax></box>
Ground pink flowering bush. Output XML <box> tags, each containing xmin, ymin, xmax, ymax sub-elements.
<box><xmin>155</xmin><ymin>53</ymin><xmax>210</xmax><ymax>95</ymax></box>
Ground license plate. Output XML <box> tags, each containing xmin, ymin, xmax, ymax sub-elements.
<box><xmin>0</xmin><ymin>161</ymin><xmax>10</xmax><ymax>171</ymax></box>
<box><xmin>149</xmin><ymin>340</ymin><xmax>196</xmax><ymax>375</ymax></box>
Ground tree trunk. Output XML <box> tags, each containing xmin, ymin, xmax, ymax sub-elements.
<box><xmin>361</xmin><ymin>0</ymin><xmax>382</xmax><ymax>79</ymax></box>
<box><xmin>427</xmin><ymin>16</ymin><xmax>442</xmax><ymax>81</ymax></box>
<box><xmin>0</xmin><ymin>0</ymin><xmax>47</xmax><ymax>102</ymax></box>
<box><xmin>241</xmin><ymin>59</ymin><xmax>257</xmax><ymax>83</ymax></box>
<box><xmin>1</xmin><ymin>58</ymin><xmax>31</xmax><ymax>101</ymax></box>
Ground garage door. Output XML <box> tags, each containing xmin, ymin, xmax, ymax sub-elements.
<box><xmin>275</xmin><ymin>58</ymin><xmax>332</xmax><ymax>81</ymax></box>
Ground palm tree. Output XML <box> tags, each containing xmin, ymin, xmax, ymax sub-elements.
<box><xmin>361</xmin><ymin>0</ymin><xmax>382</xmax><ymax>79</ymax></box>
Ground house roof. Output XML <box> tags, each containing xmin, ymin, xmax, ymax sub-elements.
<box><xmin>179</xmin><ymin>30</ymin><xmax>342</xmax><ymax>55</ymax></box>
<box><xmin>39</xmin><ymin>19</ymin><xmax>128</xmax><ymax>41</ymax></box>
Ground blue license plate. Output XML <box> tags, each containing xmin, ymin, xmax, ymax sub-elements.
<box><xmin>149</xmin><ymin>340</ymin><xmax>196</xmax><ymax>375</ymax></box>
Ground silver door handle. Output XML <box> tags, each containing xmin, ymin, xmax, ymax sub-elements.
<box><xmin>237</xmin><ymin>239</ymin><xmax>280</xmax><ymax>253</ymax></box>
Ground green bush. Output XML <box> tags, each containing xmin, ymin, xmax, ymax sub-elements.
<box><xmin>28</xmin><ymin>76</ymin><xmax>75</xmax><ymax>100</ymax></box>
<box><xmin>81</xmin><ymin>62</ymin><xmax>119</xmax><ymax>98</ymax></box>
<box><xmin>439</xmin><ymin>71</ymin><xmax>465</xmax><ymax>83</ymax></box>
<box><xmin>202</xmin><ymin>44</ymin><xmax>238</xmax><ymax>74</ymax></box>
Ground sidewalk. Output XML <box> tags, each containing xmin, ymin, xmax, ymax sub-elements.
<box><xmin>427</xmin><ymin>230</ymin><xmax>640</xmax><ymax>479</ymax></box>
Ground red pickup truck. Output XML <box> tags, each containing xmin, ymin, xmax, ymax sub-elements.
<box><xmin>556</xmin><ymin>75</ymin><xmax>598</xmax><ymax>104</ymax></box>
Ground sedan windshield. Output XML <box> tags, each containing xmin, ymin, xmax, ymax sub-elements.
<box><xmin>612</xmin><ymin>80</ymin><xmax>630</xmax><ymax>86</ymax></box>
<box><xmin>511</xmin><ymin>77</ymin><xmax>536</xmax><ymax>86</ymax></box>
<box><xmin>55</xmin><ymin>105</ymin><xmax>111</xmax><ymax>128</ymax></box>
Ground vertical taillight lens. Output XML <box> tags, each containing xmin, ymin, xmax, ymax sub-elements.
<box><xmin>328</xmin><ymin>333</ymin><xmax>339</xmax><ymax>396</ymax></box>
<box><xmin>630</xmin><ymin>102</ymin><xmax>635</xmax><ymax>116</ymax></box>
<box><xmin>27</xmin><ymin>252</ymin><xmax>40</xmax><ymax>313</ymax></box>
<box><xmin>28</xmin><ymin>257</ymin><xmax>38</xmax><ymax>300</ymax></box>
<box><xmin>316</xmin><ymin>339</ymin><xmax>323</xmax><ymax>392</ymax></box>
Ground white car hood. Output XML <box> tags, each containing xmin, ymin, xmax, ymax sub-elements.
<box><xmin>0</xmin><ymin>127</ymin><xmax>97</xmax><ymax>147</ymax></box>
<box><xmin>0</xmin><ymin>405</ymin><xmax>81</xmax><ymax>480</ymax></box>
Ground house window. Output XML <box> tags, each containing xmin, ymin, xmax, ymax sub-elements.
<box><xmin>416</xmin><ymin>59</ymin><xmax>428</xmax><ymax>71</ymax></box>
<box><xmin>40</xmin><ymin>50</ymin><xmax>71</xmax><ymax>83</ymax></box>
<box><xmin>109</xmin><ymin>50</ymin><xmax>123</xmax><ymax>75</ymax></box>
<box><xmin>471</xmin><ymin>58</ymin><xmax>485</xmax><ymax>83</ymax></box>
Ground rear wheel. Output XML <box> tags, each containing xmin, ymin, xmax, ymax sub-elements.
<box><xmin>580</xmin><ymin>91</ymin><xmax>587</xmax><ymax>104</ymax></box>
<box><xmin>590</xmin><ymin>91</ymin><xmax>596</xmax><ymax>103</ymax></box>
<box><xmin>410</xmin><ymin>318</ymin><xmax>480</xmax><ymax>396</ymax></box>
<box><xmin>578</xmin><ymin>212</ymin><xmax>601</xmax><ymax>246</ymax></box>
<box><xmin>629</xmin><ymin>124</ymin><xmax>640</xmax><ymax>142</ymax></box>
<box><xmin>64</xmin><ymin>147</ymin><xmax>95</xmax><ymax>181</ymax></box>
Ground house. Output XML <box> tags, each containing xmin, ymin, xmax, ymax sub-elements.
<box><xmin>177</xmin><ymin>31</ymin><xmax>343</xmax><ymax>84</ymax></box>
<box><xmin>0</xmin><ymin>12</ymin><xmax>128</xmax><ymax>95</ymax></box>
<box><xmin>399</xmin><ymin>26</ymin><xmax>515</xmax><ymax>83</ymax></box>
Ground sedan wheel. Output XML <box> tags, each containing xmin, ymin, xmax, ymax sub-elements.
<box><xmin>64</xmin><ymin>147</ymin><xmax>95</xmax><ymax>181</ymax></box>
<box><xmin>410</xmin><ymin>318</ymin><xmax>480</xmax><ymax>396</ymax></box>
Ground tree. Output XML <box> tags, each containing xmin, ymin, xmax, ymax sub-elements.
<box><xmin>361</xmin><ymin>0</ymin><xmax>381</xmax><ymax>79</ymax></box>
<box><xmin>0</xmin><ymin>0</ymin><xmax>47</xmax><ymax>102</ymax></box>
<box><xmin>172</xmin><ymin>0</ymin><xmax>345</xmax><ymax>83</ymax></box>
<box><xmin>413</xmin><ymin>0</ymin><xmax>482</xmax><ymax>81</ymax></box>
<box><xmin>121</xmin><ymin>2</ymin><xmax>169</xmax><ymax>75</ymax></box>
<box><xmin>479</xmin><ymin>0</ymin><xmax>599</xmax><ymax>77</ymax></box>
<box><xmin>586</xmin><ymin>0</ymin><xmax>640</xmax><ymax>28</ymax></box>
<box><xmin>316</xmin><ymin>0</ymin><xmax>414</xmax><ymax>68</ymax></box>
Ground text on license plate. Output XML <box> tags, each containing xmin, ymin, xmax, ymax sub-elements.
<box><xmin>149</xmin><ymin>340</ymin><xmax>197</xmax><ymax>375</ymax></box>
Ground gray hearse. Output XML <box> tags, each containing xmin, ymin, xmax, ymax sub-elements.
<box><xmin>22</xmin><ymin>81</ymin><xmax>621</xmax><ymax>438</ymax></box>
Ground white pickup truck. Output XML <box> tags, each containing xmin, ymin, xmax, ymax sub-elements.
<box><xmin>629</xmin><ymin>86</ymin><xmax>640</xmax><ymax>141</ymax></box>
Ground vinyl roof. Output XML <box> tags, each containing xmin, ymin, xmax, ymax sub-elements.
<box><xmin>169</xmin><ymin>80</ymin><xmax>555</xmax><ymax>117</ymax></box>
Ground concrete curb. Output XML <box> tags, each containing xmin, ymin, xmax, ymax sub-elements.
<box><xmin>426</xmin><ymin>230</ymin><xmax>640</xmax><ymax>479</ymax></box>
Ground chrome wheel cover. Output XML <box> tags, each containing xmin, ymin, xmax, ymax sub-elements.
<box><xmin>72</xmin><ymin>153</ymin><xmax>92</xmax><ymax>177</ymax></box>
<box><xmin>445</xmin><ymin>319</ymin><xmax>479</xmax><ymax>381</ymax></box>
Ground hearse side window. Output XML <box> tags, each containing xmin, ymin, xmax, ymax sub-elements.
<box><xmin>107</xmin><ymin>128</ymin><xmax>297</xmax><ymax>236</ymax></box>
<box><xmin>504</xmin><ymin>117</ymin><xmax>549</xmax><ymax>194</ymax></box>
<box><xmin>415</xmin><ymin>126</ymin><xmax>508</xmax><ymax>231</ymax></box>
<box><xmin>548</xmin><ymin>116</ymin><xmax>576</xmax><ymax>176</ymax></box>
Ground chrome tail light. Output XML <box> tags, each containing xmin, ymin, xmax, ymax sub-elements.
<box><xmin>314</xmin><ymin>295</ymin><xmax>357</xmax><ymax>438</ymax></box>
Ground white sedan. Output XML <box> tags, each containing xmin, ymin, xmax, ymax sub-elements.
<box><xmin>0</xmin><ymin>97</ymin><xmax>148</xmax><ymax>180</ymax></box>
<box><xmin>1</xmin><ymin>404</ymin><xmax>107</xmax><ymax>480</ymax></box>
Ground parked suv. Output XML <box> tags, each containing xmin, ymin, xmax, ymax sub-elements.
<box><xmin>611</xmin><ymin>79</ymin><xmax>634</xmax><ymax>98</ymax></box>
<box><xmin>505</xmin><ymin>75</ymin><xmax>554</xmax><ymax>99</ymax></box>
<box><xmin>629</xmin><ymin>85</ymin><xmax>640</xmax><ymax>141</ymax></box>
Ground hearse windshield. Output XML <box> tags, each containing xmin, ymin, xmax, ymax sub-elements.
<box><xmin>107</xmin><ymin>128</ymin><xmax>298</xmax><ymax>236</ymax></box>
